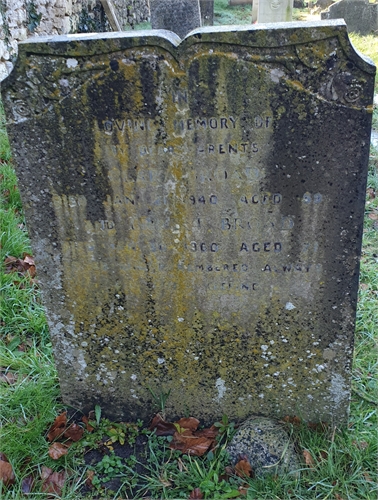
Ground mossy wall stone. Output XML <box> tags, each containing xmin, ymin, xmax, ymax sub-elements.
<box><xmin>2</xmin><ymin>21</ymin><xmax>375</xmax><ymax>424</ymax></box>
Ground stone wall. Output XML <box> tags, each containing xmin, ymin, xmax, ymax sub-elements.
<box><xmin>0</xmin><ymin>0</ymin><xmax>150</xmax><ymax>80</ymax></box>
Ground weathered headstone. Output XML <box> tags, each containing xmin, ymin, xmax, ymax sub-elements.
<box><xmin>257</xmin><ymin>0</ymin><xmax>294</xmax><ymax>22</ymax></box>
<box><xmin>321</xmin><ymin>0</ymin><xmax>378</xmax><ymax>35</ymax></box>
<box><xmin>200</xmin><ymin>0</ymin><xmax>214</xmax><ymax>26</ymax></box>
<box><xmin>2</xmin><ymin>21</ymin><xmax>375</xmax><ymax>424</ymax></box>
<box><xmin>149</xmin><ymin>0</ymin><xmax>201</xmax><ymax>39</ymax></box>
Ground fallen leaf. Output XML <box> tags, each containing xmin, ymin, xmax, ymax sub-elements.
<box><xmin>352</xmin><ymin>440</ymin><xmax>369</xmax><ymax>450</ymax></box>
<box><xmin>48</xmin><ymin>442</ymin><xmax>69</xmax><ymax>460</ymax></box>
<box><xmin>334</xmin><ymin>494</ymin><xmax>344</xmax><ymax>500</ymax></box>
<box><xmin>176</xmin><ymin>417</ymin><xmax>200</xmax><ymax>432</ymax></box>
<box><xmin>64</xmin><ymin>423</ymin><xmax>84</xmax><ymax>442</ymax></box>
<box><xmin>363</xmin><ymin>472</ymin><xmax>372</xmax><ymax>482</ymax></box>
<box><xmin>319</xmin><ymin>450</ymin><xmax>328</xmax><ymax>460</ymax></box>
<box><xmin>189</xmin><ymin>487</ymin><xmax>204</xmax><ymax>499</ymax></box>
<box><xmin>0</xmin><ymin>371</ymin><xmax>17</xmax><ymax>385</ymax></box>
<box><xmin>21</xmin><ymin>474</ymin><xmax>34</xmax><ymax>494</ymax></box>
<box><xmin>366</xmin><ymin>187</ymin><xmax>375</xmax><ymax>199</ymax></box>
<box><xmin>47</xmin><ymin>412</ymin><xmax>67</xmax><ymax>441</ymax></box>
<box><xmin>368</xmin><ymin>212</ymin><xmax>378</xmax><ymax>220</ymax></box>
<box><xmin>169</xmin><ymin>432</ymin><xmax>213</xmax><ymax>456</ymax></box>
<box><xmin>307</xmin><ymin>421</ymin><xmax>328</xmax><ymax>432</ymax></box>
<box><xmin>0</xmin><ymin>454</ymin><xmax>15</xmax><ymax>484</ymax></box>
<box><xmin>149</xmin><ymin>413</ymin><xmax>176</xmax><ymax>436</ymax></box>
<box><xmin>282</xmin><ymin>415</ymin><xmax>301</xmax><ymax>425</ymax></box>
<box><xmin>359</xmin><ymin>283</ymin><xmax>369</xmax><ymax>290</ymax></box>
<box><xmin>41</xmin><ymin>467</ymin><xmax>66</xmax><ymax>495</ymax></box>
<box><xmin>82</xmin><ymin>415</ymin><xmax>94</xmax><ymax>432</ymax></box>
<box><xmin>302</xmin><ymin>449</ymin><xmax>314</xmax><ymax>467</ymax></box>
<box><xmin>3</xmin><ymin>254</ymin><xmax>37</xmax><ymax>281</ymax></box>
<box><xmin>86</xmin><ymin>470</ymin><xmax>95</xmax><ymax>489</ymax></box>
<box><xmin>238</xmin><ymin>485</ymin><xmax>249</xmax><ymax>496</ymax></box>
<box><xmin>0</xmin><ymin>455</ymin><xmax>15</xmax><ymax>487</ymax></box>
<box><xmin>23</xmin><ymin>254</ymin><xmax>35</xmax><ymax>266</ymax></box>
<box><xmin>235</xmin><ymin>459</ymin><xmax>253</xmax><ymax>478</ymax></box>
<box><xmin>194</xmin><ymin>425</ymin><xmax>219</xmax><ymax>439</ymax></box>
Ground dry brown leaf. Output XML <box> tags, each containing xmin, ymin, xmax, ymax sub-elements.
<box><xmin>189</xmin><ymin>487</ymin><xmax>204</xmax><ymax>499</ymax></box>
<box><xmin>41</xmin><ymin>467</ymin><xmax>66</xmax><ymax>495</ymax></box>
<box><xmin>366</xmin><ymin>187</ymin><xmax>376</xmax><ymax>199</ymax></box>
<box><xmin>368</xmin><ymin>212</ymin><xmax>378</xmax><ymax>220</ymax></box>
<box><xmin>302</xmin><ymin>449</ymin><xmax>314</xmax><ymax>467</ymax></box>
<box><xmin>363</xmin><ymin>472</ymin><xmax>372</xmax><ymax>482</ymax></box>
<box><xmin>352</xmin><ymin>440</ymin><xmax>369</xmax><ymax>450</ymax></box>
<box><xmin>64</xmin><ymin>423</ymin><xmax>84</xmax><ymax>442</ymax></box>
<box><xmin>0</xmin><ymin>456</ymin><xmax>15</xmax><ymax>487</ymax></box>
<box><xmin>26</xmin><ymin>266</ymin><xmax>36</xmax><ymax>278</ymax></box>
<box><xmin>169</xmin><ymin>432</ymin><xmax>213</xmax><ymax>456</ymax></box>
<box><xmin>0</xmin><ymin>372</ymin><xmax>17</xmax><ymax>385</ymax></box>
<box><xmin>235</xmin><ymin>459</ymin><xmax>253</xmax><ymax>478</ymax></box>
<box><xmin>47</xmin><ymin>412</ymin><xmax>67</xmax><ymax>441</ymax></box>
<box><xmin>282</xmin><ymin>415</ymin><xmax>301</xmax><ymax>425</ymax></box>
<box><xmin>21</xmin><ymin>474</ymin><xmax>34</xmax><ymax>494</ymax></box>
<box><xmin>308</xmin><ymin>421</ymin><xmax>328</xmax><ymax>432</ymax></box>
<box><xmin>82</xmin><ymin>415</ymin><xmax>94</xmax><ymax>432</ymax></box>
<box><xmin>23</xmin><ymin>254</ymin><xmax>35</xmax><ymax>266</ymax></box>
<box><xmin>86</xmin><ymin>470</ymin><xmax>95</xmax><ymax>489</ymax></box>
<box><xmin>334</xmin><ymin>494</ymin><xmax>344</xmax><ymax>500</ymax></box>
<box><xmin>176</xmin><ymin>417</ymin><xmax>200</xmax><ymax>432</ymax></box>
<box><xmin>194</xmin><ymin>425</ymin><xmax>219</xmax><ymax>439</ymax></box>
<box><xmin>149</xmin><ymin>413</ymin><xmax>176</xmax><ymax>436</ymax></box>
<box><xmin>48</xmin><ymin>442</ymin><xmax>69</xmax><ymax>460</ymax></box>
<box><xmin>238</xmin><ymin>485</ymin><xmax>249</xmax><ymax>496</ymax></box>
<box><xmin>319</xmin><ymin>450</ymin><xmax>328</xmax><ymax>460</ymax></box>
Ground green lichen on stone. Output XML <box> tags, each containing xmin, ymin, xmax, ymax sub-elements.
<box><xmin>227</xmin><ymin>417</ymin><xmax>300</xmax><ymax>476</ymax></box>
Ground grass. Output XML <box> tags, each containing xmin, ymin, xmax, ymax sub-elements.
<box><xmin>0</xmin><ymin>14</ymin><xmax>377</xmax><ymax>500</ymax></box>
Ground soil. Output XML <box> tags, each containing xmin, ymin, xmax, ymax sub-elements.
<box><xmin>81</xmin><ymin>434</ymin><xmax>150</xmax><ymax>498</ymax></box>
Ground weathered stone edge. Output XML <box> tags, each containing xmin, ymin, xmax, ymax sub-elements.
<box><xmin>184</xmin><ymin>21</ymin><xmax>376</xmax><ymax>75</ymax></box>
<box><xmin>3</xmin><ymin>21</ymin><xmax>375</xmax><ymax>74</ymax></box>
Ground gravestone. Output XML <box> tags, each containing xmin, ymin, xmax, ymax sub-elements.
<box><xmin>2</xmin><ymin>21</ymin><xmax>375</xmax><ymax>424</ymax></box>
<box><xmin>200</xmin><ymin>0</ymin><xmax>214</xmax><ymax>26</ymax></box>
<box><xmin>321</xmin><ymin>0</ymin><xmax>378</xmax><ymax>35</ymax></box>
<box><xmin>150</xmin><ymin>0</ymin><xmax>201</xmax><ymax>38</ymax></box>
<box><xmin>257</xmin><ymin>0</ymin><xmax>294</xmax><ymax>22</ymax></box>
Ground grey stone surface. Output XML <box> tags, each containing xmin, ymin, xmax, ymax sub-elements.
<box><xmin>200</xmin><ymin>0</ymin><xmax>214</xmax><ymax>26</ymax></box>
<box><xmin>150</xmin><ymin>0</ymin><xmax>201</xmax><ymax>39</ymax></box>
<box><xmin>227</xmin><ymin>417</ymin><xmax>300</xmax><ymax>476</ymax></box>
<box><xmin>1</xmin><ymin>21</ymin><xmax>375</xmax><ymax>423</ymax></box>
<box><xmin>321</xmin><ymin>0</ymin><xmax>378</xmax><ymax>35</ymax></box>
